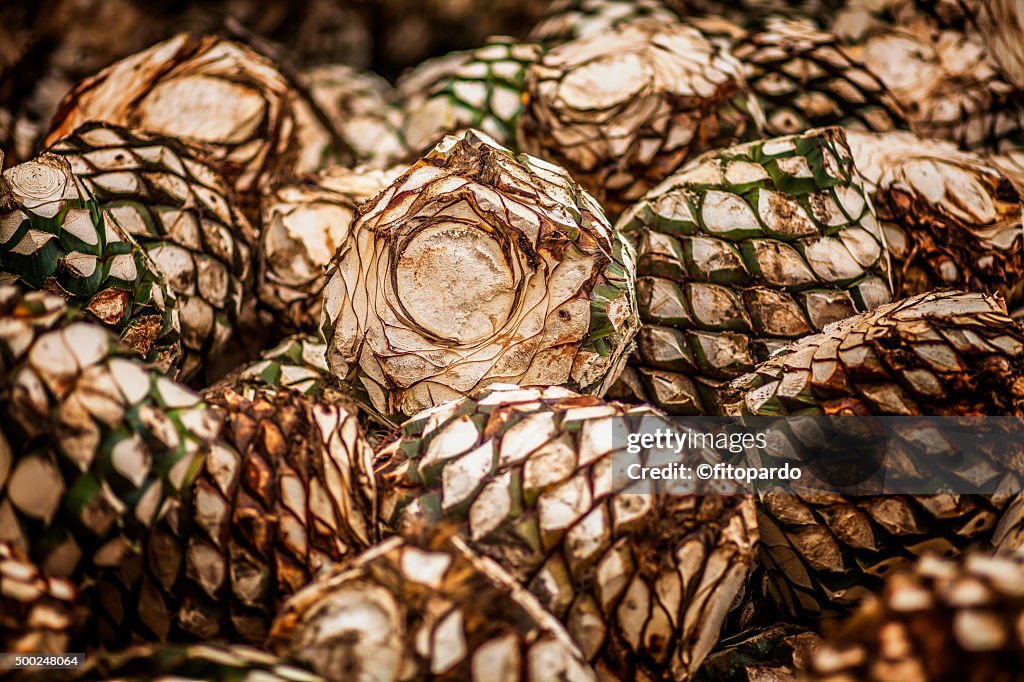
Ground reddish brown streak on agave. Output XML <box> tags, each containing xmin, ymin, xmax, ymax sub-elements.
<box><xmin>846</xmin><ymin>130</ymin><xmax>1023</xmax><ymax>303</ymax></box>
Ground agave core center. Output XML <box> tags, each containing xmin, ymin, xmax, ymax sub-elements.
<box><xmin>557</xmin><ymin>53</ymin><xmax>647</xmax><ymax>110</ymax></box>
<box><xmin>395</xmin><ymin>221</ymin><xmax>517</xmax><ymax>344</ymax></box>
<box><xmin>136</xmin><ymin>76</ymin><xmax>267</xmax><ymax>144</ymax></box>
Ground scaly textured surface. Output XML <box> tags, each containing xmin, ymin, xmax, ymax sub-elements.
<box><xmin>293</xmin><ymin>64</ymin><xmax>408</xmax><ymax>174</ymax></box>
<box><xmin>0</xmin><ymin>540</ymin><xmax>81</xmax><ymax>654</ymax></box>
<box><xmin>528</xmin><ymin>0</ymin><xmax>680</xmax><ymax>45</ymax></box>
<box><xmin>518</xmin><ymin>20</ymin><xmax>764</xmax><ymax>216</ymax></box>
<box><xmin>955</xmin><ymin>0</ymin><xmax>1024</xmax><ymax>89</ymax></box>
<box><xmin>48</xmin><ymin>122</ymin><xmax>256</xmax><ymax>381</ymax></box>
<box><xmin>844</xmin><ymin>21</ymin><xmax>1024</xmax><ymax>152</ymax></box>
<box><xmin>227</xmin><ymin>334</ymin><xmax>335</xmax><ymax>399</ymax></box>
<box><xmin>321</xmin><ymin>131</ymin><xmax>640</xmax><ymax>420</ymax></box>
<box><xmin>610</xmin><ymin>127</ymin><xmax>892</xmax><ymax>415</ymax></box>
<box><xmin>846</xmin><ymin>130</ymin><xmax>1023</xmax><ymax>302</ymax></box>
<box><xmin>988</xmin><ymin>148</ymin><xmax>1024</xmax><ymax>195</ymax></box>
<box><xmin>258</xmin><ymin>165</ymin><xmax>401</xmax><ymax>333</ymax></box>
<box><xmin>269</xmin><ymin>533</ymin><xmax>596</xmax><ymax>681</ymax></box>
<box><xmin>733</xmin><ymin>18</ymin><xmax>907</xmax><ymax>137</ymax></box>
<box><xmin>0</xmin><ymin>287</ymin><xmax>219</xmax><ymax>580</ymax></box>
<box><xmin>0</xmin><ymin>154</ymin><xmax>182</xmax><ymax>371</ymax></box>
<box><xmin>400</xmin><ymin>37</ymin><xmax>541</xmax><ymax>154</ymax></box>
<box><xmin>225</xmin><ymin>332</ymin><xmax>394</xmax><ymax>450</ymax></box>
<box><xmin>376</xmin><ymin>383</ymin><xmax>759</xmax><ymax>680</ymax></box>
<box><xmin>671</xmin><ymin>0</ymin><xmax>844</xmax><ymax>28</ymax></box>
<box><xmin>91</xmin><ymin>378</ymin><xmax>377</xmax><ymax>646</ymax></box>
<box><xmin>721</xmin><ymin>290</ymin><xmax>1024</xmax><ymax>417</ymax></box>
<box><xmin>695</xmin><ymin>623</ymin><xmax>821</xmax><ymax>682</ymax></box>
<box><xmin>806</xmin><ymin>554</ymin><xmax>1024</xmax><ymax>682</ymax></box>
<box><xmin>45</xmin><ymin>33</ymin><xmax>296</xmax><ymax>207</ymax></box>
<box><xmin>720</xmin><ymin>291</ymin><xmax>1024</xmax><ymax>617</ymax></box>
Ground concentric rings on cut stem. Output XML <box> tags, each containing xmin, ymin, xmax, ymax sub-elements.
<box><xmin>321</xmin><ymin>130</ymin><xmax>639</xmax><ymax>420</ymax></box>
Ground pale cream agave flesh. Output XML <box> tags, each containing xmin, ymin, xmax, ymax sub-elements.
<box><xmin>321</xmin><ymin>130</ymin><xmax>640</xmax><ymax>421</ymax></box>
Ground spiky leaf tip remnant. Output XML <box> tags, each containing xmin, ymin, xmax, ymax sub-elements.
<box><xmin>48</xmin><ymin>122</ymin><xmax>257</xmax><ymax>381</ymax></box>
<box><xmin>258</xmin><ymin>165</ymin><xmax>402</xmax><ymax>333</ymax></box>
<box><xmin>294</xmin><ymin>64</ymin><xmax>408</xmax><ymax>175</ymax></box>
<box><xmin>269</xmin><ymin>533</ymin><xmax>596</xmax><ymax>682</ymax></box>
<box><xmin>92</xmin><ymin>379</ymin><xmax>377</xmax><ymax>646</ymax></box>
<box><xmin>376</xmin><ymin>383</ymin><xmax>759</xmax><ymax>681</ymax></box>
<box><xmin>611</xmin><ymin>126</ymin><xmax>892</xmax><ymax>415</ymax></box>
<box><xmin>0</xmin><ymin>287</ymin><xmax>219</xmax><ymax>580</ymax></box>
<box><xmin>321</xmin><ymin>131</ymin><xmax>640</xmax><ymax>421</ymax></box>
<box><xmin>846</xmin><ymin>130</ymin><xmax>1023</xmax><ymax>303</ymax></box>
<box><xmin>806</xmin><ymin>554</ymin><xmax>1024</xmax><ymax>682</ymax></box>
<box><xmin>0</xmin><ymin>540</ymin><xmax>81</xmax><ymax>655</ymax></box>
<box><xmin>400</xmin><ymin>37</ymin><xmax>542</xmax><ymax>155</ymax></box>
<box><xmin>733</xmin><ymin>18</ymin><xmax>908</xmax><ymax>137</ymax></box>
<box><xmin>518</xmin><ymin>19</ymin><xmax>765</xmax><ymax>216</ymax></box>
<box><xmin>0</xmin><ymin>154</ymin><xmax>181</xmax><ymax>372</ymax></box>
<box><xmin>45</xmin><ymin>33</ymin><xmax>296</xmax><ymax>207</ymax></box>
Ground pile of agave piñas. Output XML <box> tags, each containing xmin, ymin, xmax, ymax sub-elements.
<box><xmin>2</xmin><ymin>0</ymin><xmax>1024</xmax><ymax>680</ymax></box>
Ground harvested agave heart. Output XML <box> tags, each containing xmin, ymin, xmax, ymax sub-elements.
<box><xmin>293</xmin><ymin>64</ymin><xmax>408</xmax><ymax>174</ymax></box>
<box><xmin>988</xmin><ymin>148</ymin><xmax>1024</xmax><ymax>195</ymax></box>
<box><xmin>696</xmin><ymin>623</ymin><xmax>821</xmax><ymax>682</ymax></box>
<box><xmin>954</xmin><ymin>0</ymin><xmax>1024</xmax><ymax>90</ymax></box>
<box><xmin>676</xmin><ymin>0</ymin><xmax>840</xmax><ymax>28</ymax></box>
<box><xmin>91</xmin><ymin>374</ymin><xmax>378</xmax><ymax>646</ymax></box>
<box><xmin>831</xmin><ymin>0</ymin><xmax>948</xmax><ymax>39</ymax></box>
<box><xmin>517</xmin><ymin>19</ymin><xmax>765</xmax><ymax>216</ymax></box>
<box><xmin>228</xmin><ymin>333</ymin><xmax>395</xmax><ymax>448</ymax></box>
<box><xmin>48</xmin><ymin>122</ymin><xmax>257</xmax><ymax>381</ymax></box>
<box><xmin>844</xmin><ymin>21</ymin><xmax>1024</xmax><ymax>152</ymax></box>
<box><xmin>399</xmin><ymin>37</ymin><xmax>541</xmax><ymax>154</ymax></box>
<box><xmin>226</xmin><ymin>334</ymin><xmax>335</xmax><ymax>398</ymax></box>
<box><xmin>45</xmin><ymin>33</ymin><xmax>296</xmax><ymax>208</ymax></box>
<box><xmin>269</xmin><ymin>533</ymin><xmax>596</xmax><ymax>682</ymax></box>
<box><xmin>320</xmin><ymin>130</ymin><xmax>640</xmax><ymax>421</ymax></box>
<box><xmin>528</xmin><ymin>0</ymin><xmax>681</xmax><ymax>45</ymax></box>
<box><xmin>733</xmin><ymin>18</ymin><xmax>908</xmax><ymax>137</ymax></box>
<box><xmin>720</xmin><ymin>290</ymin><xmax>1024</xmax><ymax>618</ymax></box>
<box><xmin>609</xmin><ymin>126</ymin><xmax>892</xmax><ymax>415</ymax></box>
<box><xmin>376</xmin><ymin>383</ymin><xmax>759</xmax><ymax>680</ymax></box>
<box><xmin>846</xmin><ymin>129</ymin><xmax>1023</xmax><ymax>302</ymax></box>
<box><xmin>892</xmin><ymin>0</ymin><xmax>1024</xmax><ymax>93</ymax></box>
<box><xmin>0</xmin><ymin>287</ymin><xmax>218</xmax><ymax>580</ymax></box>
<box><xmin>0</xmin><ymin>153</ymin><xmax>182</xmax><ymax>372</ymax></box>
<box><xmin>0</xmin><ymin>540</ymin><xmax>82</xmax><ymax>655</ymax></box>
<box><xmin>805</xmin><ymin>553</ymin><xmax>1024</xmax><ymax>682</ymax></box>
<box><xmin>258</xmin><ymin>165</ymin><xmax>402</xmax><ymax>333</ymax></box>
